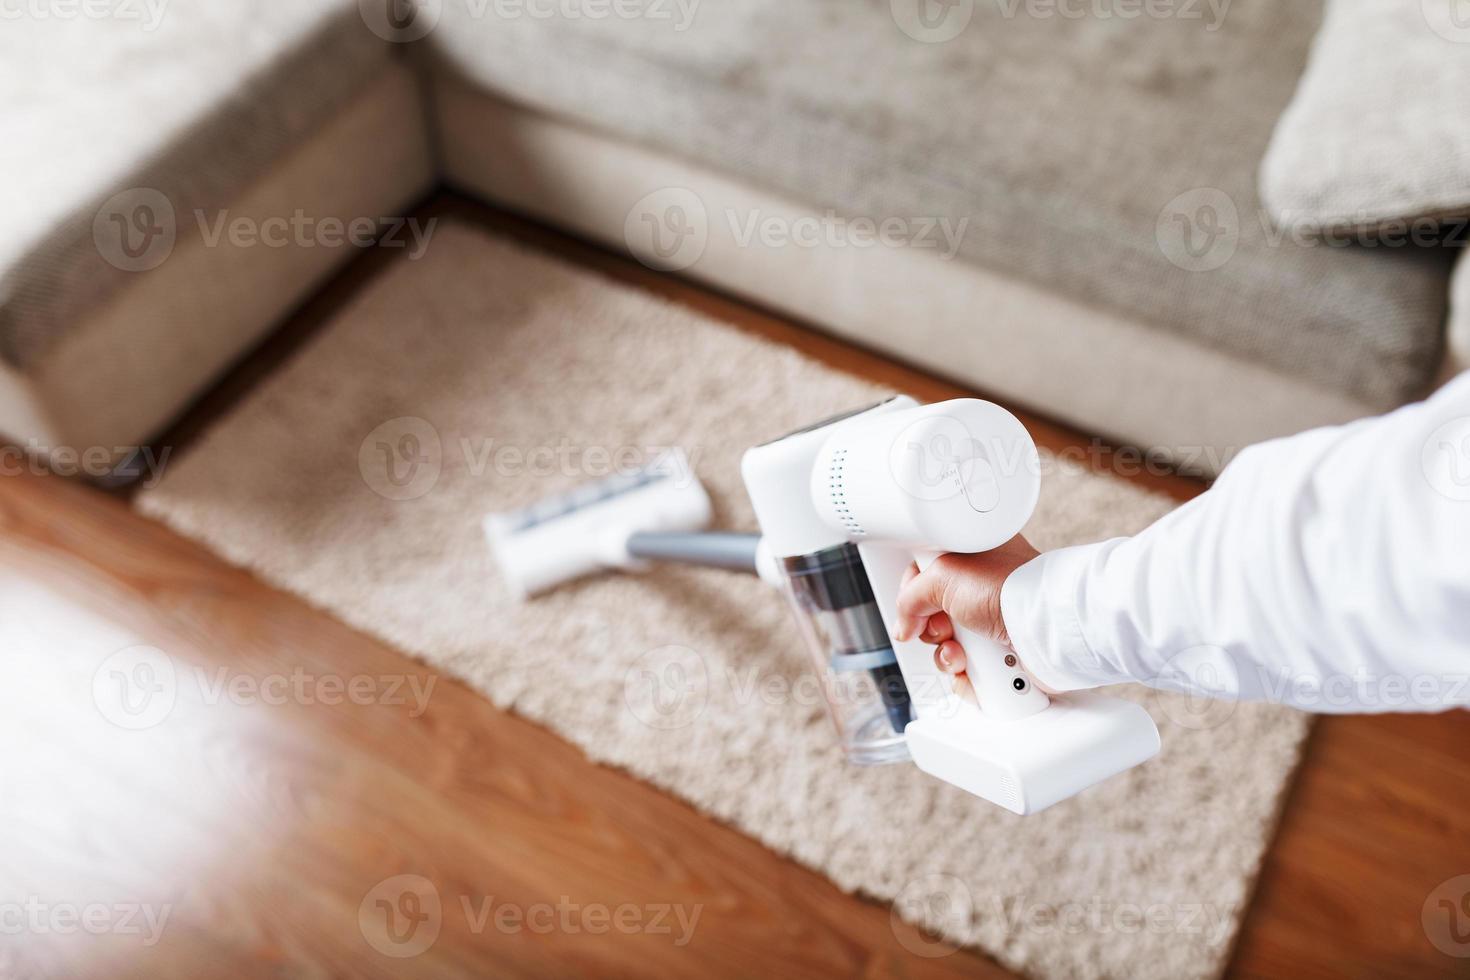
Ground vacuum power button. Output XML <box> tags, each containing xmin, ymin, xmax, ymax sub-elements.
<box><xmin>958</xmin><ymin>456</ymin><xmax>1001</xmax><ymax>513</ymax></box>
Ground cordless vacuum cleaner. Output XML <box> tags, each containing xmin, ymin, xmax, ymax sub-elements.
<box><xmin>485</xmin><ymin>396</ymin><xmax>1160</xmax><ymax>814</ymax></box>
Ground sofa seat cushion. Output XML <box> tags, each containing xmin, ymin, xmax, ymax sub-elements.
<box><xmin>0</xmin><ymin>0</ymin><xmax>393</xmax><ymax>373</ymax></box>
<box><xmin>429</xmin><ymin>0</ymin><xmax>1453</xmax><ymax>411</ymax></box>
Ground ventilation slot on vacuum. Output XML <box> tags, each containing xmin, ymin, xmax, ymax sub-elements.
<box><xmin>828</xmin><ymin>447</ymin><xmax>865</xmax><ymax>536</ymax></box>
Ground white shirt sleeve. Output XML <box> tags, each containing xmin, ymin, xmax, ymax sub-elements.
<box><xmin>1001</xmin><ymin>371</ymin><xmax>1470</xmax><ymax>714</ymax></box>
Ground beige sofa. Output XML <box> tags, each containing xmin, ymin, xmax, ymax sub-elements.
<box><xmin>1</xmin><ymin>0</ymin><xmax>1462</xmax><ymax>476</ymax></box>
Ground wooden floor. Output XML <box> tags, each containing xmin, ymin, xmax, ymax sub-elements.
<box><xmin>2</xmin><ymin>194</ymin><xmax>1466</xmax><ymax>978</ymax></box>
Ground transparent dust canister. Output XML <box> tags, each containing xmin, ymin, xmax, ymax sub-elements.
<box><xmin>778</xmin><ymin>543</ymin><xmax>912</xmax><ymax>765</ymax></box>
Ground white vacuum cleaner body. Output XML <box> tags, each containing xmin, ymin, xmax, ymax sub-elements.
<box><xmin>741</xmin><ymin>396</ymin><xmax>1159</xmax><ymax>814</ymax></box>
<box><xmin>485</xmin><ymin>397</ymin><xmax>1160</xmax><ymax>815</ymax></box>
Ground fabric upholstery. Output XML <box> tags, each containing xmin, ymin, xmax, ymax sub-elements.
<box><xmin>428</xmin><ymin>0</ymin><xmax>1453</xmax><ymax>409</ymax></box>
<box><xmin>1261</xmin><ymin>0</ymin><xmax>1470</xmax><ymax>233</ymax></box>
<box><xmin>0</xmin><ymin>0</ymin><xmax>395</xmax><ymax>371</ymax></box>
<box><xmin>436</xmin><ymin>83</ymin><xmax>1376</xmax><ymax>472</ymax></box>
<box><xmin>30</xmin><ymin>66</ymin><xmax>435</xmax><ymax>453</ymax></box>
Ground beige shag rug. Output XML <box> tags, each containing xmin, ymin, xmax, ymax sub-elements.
<box><xmin>137</xmin><ymin>220</ymin><xmax>1311</xmax><ymax>979</ymax></box>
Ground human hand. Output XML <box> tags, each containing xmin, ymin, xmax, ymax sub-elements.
<box><xmin>893</xmin><ymin>534</ymin><xmax>1050</xmax><ymax>703</ymax></box>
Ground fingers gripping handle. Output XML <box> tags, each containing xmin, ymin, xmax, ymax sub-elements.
<box><xmin>914</xmin><ymin>550</ymin><xmax>1050</xmax><ymax>721</ymax></box>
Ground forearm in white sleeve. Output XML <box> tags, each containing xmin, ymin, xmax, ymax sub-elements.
<box><xmin>1001</xmin><ymin>372</ymin><xmax>1470</xmax><ymax>714</ymax></box>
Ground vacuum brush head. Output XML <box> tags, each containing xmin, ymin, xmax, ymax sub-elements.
<box><xmin>484</xmin><ymin>449</ymin><xmax>711</xmax><ymax>598</ymax></box>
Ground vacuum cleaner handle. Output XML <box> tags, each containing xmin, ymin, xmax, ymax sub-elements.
<box><xmin>913</xmin><ymin>549</ymin><xmax>1050</xmax><ymax>721</ymax></box>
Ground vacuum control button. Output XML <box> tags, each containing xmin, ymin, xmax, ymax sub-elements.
<box><xmin>959</xmin><ymin>456</ymin><xmax>1001</xmax><ymax>513</ymax></box>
